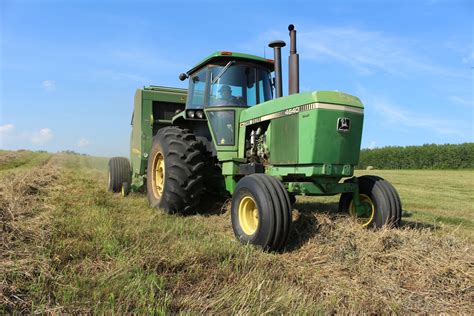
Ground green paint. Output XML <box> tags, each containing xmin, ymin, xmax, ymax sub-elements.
<box><xmin>204</xmin><ymin>107</ymin><xmax>247</xmax><ymax>161</ymax></box>
<box><xmin>224</xmin><ymin>175</ymin><xmax>238</xmax><ymax>194</ymax></box>
<box><xmin>240</xmin><ymin>90</ymin><xmax>363</xmax><ymax>123</ymax></box>
<box><xmin>128</xmin><ymin>52</ymin><xmax>367</xmax><ymax>200</ymax></box>
<box><xmin>269</xmin><ymin>116</ymin><xmax>298</xmax><ymax>164</ymax></box>
<box><xmin>298</xmin><ymin>109</ymin><xmax>363</xmax><ymax>165</ymax></box>
<box><xmin>266</xmin><ymin>164</ymin><xmax>354</xmax><ymax>178</ymax></box>
<box><xmin>130</xmin><ymin>86</ymin><xmax>187</xmax><ymax>190</ymax></box>
<box><xmin>286</xmin><ymin>181</ymin><xmax>357</xmax><ymax>196</ymax></box>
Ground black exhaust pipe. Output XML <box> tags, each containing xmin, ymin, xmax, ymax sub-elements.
<box><xmin>288</xmin><ymin>24</ymin><xmax>299</xmax><ymax>95</ymax></box>
<box><xmin>268</xmin><ymin>40</ymin><xmax>286</xmax><ymax>98</ymax></box>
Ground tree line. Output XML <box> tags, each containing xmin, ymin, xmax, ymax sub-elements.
<box><xmin>356</xmin><ymin>143</ymin><xmax>474</xmax><ymax>169</ymax></box>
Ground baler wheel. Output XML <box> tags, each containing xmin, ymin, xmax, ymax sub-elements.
<box><xmin>231</xmin><ymin>174</ymin><xmax>292</xmax><ymax>252</ymax></box>
<box><xmin>107</xmin><ymin>157</ymin><xmax>131</xmax><ymax>193</ymax></box>
<box><xmin>146</xmin><ymin>126</ymin><xmax>206</xmax><ymax>214</ymax></box>
<box><xmin>339</xmin><ymin>175</ymin><xmax>402</xmax><ymax>228</ymax></box>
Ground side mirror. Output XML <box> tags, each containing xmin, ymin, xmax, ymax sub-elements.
<box><xmin>179</xmin><ymin>73</ymin><xmax>188</xmax><ymax>81</ymax></box>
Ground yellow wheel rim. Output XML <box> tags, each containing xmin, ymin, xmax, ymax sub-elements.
<box><xmin>238</xmin><ymin>195</ymin><xmax>259</xmax><ymax>235</ymax></box>
<box><xmin>151</xmin><ymin>152</ymin><xmax>165</xmax><ymax>197</ymax></box>
<box><xmin>349</xmin><ymin>194</ymin><xmax>375</xmax><ymax>227</ymax></box>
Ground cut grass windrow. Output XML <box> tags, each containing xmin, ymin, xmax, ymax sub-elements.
<box><xmin>1</xmin><ymin>152</ymin><xmax>473</xmax><ymax>313</ymax></box>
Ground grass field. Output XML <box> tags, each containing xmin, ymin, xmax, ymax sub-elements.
<box><xmin>1</xmin><ymin>150</ymin><xmax>473</xmax><ymax>313</ymax></box>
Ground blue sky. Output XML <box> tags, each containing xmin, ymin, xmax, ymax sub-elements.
<box><xmin>1</xmin><ymin>0</ymin><xmax>472</xmax><ymax>157</ymax></box>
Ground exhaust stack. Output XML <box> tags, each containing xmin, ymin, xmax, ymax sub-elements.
<box><xmin>268</xmin><ymin>40</ymin><xmax>286</xmax><ymax>98</ymax></box>
<box><xmin>288</xmin><ymin>24</ymin><xmax>299</xmax><ymax>95</ymax></box>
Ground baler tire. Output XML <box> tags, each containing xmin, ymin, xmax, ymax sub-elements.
<box><xmin>231</xmin><ymin>174</ymin><xmax>291</xmax><ymax>252</ymax></box>
<box><xmin>108</xmin><ymin>157</ymin><xmax>131</xmax><ymax>193</ymax></box>
<box><xmin>146</xmin><ymin>126</ymin><xmax>205</xmax><ymax>214</ymax></box>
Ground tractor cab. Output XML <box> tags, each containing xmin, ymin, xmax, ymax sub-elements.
<box><xmin>176</xmin><ymin>51</ymin><xmax>275</xmax><ymax>148</ymax></box>
<box><xmin>179</xmin><ymin>52</ymin><xmax>274</xmax><ymax>113</ymax></box>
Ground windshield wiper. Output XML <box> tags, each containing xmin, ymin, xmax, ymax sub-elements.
<box><xmin>211</xmin><ymin>61</ymin><xmax>235</xmax><ymax>84</ymax></box>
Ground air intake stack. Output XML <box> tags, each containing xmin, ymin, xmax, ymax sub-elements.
<box><xmin>288</xmin><ymin>24</ymin><xmax>299</xmax><ymax>95</ymax></box>
<box><xmin>268</xmin><ymin>40</ymin><xmax>286</xmax><ymax>98</ymax></box>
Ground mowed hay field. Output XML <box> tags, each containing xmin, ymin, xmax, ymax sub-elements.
<box><xmin>1</xmin><ymin>151</ymin><xmax>473</xmax><ymax>313</ymax></box>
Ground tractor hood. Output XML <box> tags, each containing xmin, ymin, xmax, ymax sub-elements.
<box><xmin>240</xmin><ymin>91</ymin><xmax>363</xmax><ymax>124</ymax></box>
<box><xmin>238</xmin><ymin>90</ymin><xmax>364</xmax><ymax>168</ymax></box>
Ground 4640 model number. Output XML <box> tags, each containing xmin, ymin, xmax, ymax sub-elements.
<box><xmin>284</xmin><ymin>107</ymin><xmax>300</xmax><ymax>115</ymax></box>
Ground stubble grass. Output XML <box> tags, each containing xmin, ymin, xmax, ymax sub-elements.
<box><xmin>1</xmin><ymin>152</ymin><xmax>473</xmax><ymax>313</ymax></box>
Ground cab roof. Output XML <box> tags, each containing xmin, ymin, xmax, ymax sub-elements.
<box><xmin>187</xmin><ymin>51</ymin><xmax>274</xmax><ymax>75</ymax></box>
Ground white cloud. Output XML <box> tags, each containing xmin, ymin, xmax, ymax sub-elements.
<box><xmin>448</xmin><ymin>96</ymin><xmax>473</xmax><ymax>107</ymax></box>
<box><xmin>368</xmin><ymin>141</ymin><xmax>377</xmax><ymax>149</ymax></box>
<box><xmin>367</xmin><ymin>95</ymin><xmax>463</xmax><ymax>136</ymax></box>
<box><xmin>78</xmin><ymin>138</ymin><xmax>90</xmax><ymax>147</ymax></box>
<box><xmin>298</xmin><ymin>27</ymin><xmax>466</xmax><ymax>78</ymax></box>
<box><xmin>462</xmin><ymin>52</ymin><xmax>474</xmax><ymax>64</ymax></box>
<box><xmin>249</xmin><ymin>26</ymin><xmax>466</xmax><ymax>78</ymax></box>
<box><xmin>30</xmin><ymin>128</ymin><xmax>53</xmax><ymax>144</ymax></box>
<box><xmin>0</xmin><ymin>124</ymin><xmax>15</xmax><ymax>146</ymax></box>
<box><xmin>42</xmin><ymin>80</ymin><xmax>56</xmax><ymax>91</ymax></box>
<box><xmin>354</xmin><ymin>83</ymin><xmax>470</xmax><ymax>138</ymax></box>
<box><xmin>0</xmin><ymin>124</ymin><xmax>15</xmax><ymax>135</ymax></box>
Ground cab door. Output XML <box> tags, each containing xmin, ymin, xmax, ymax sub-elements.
<box><xmin>204</xmin><ymin>106</ymin><xmax>246</xmax><ymax>161</ymax></box>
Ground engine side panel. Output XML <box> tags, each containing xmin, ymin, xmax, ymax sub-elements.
<box><xmin>269</xmin><ymin>115</ymin><xmax>298</xmax><ymax>164</ymax></box>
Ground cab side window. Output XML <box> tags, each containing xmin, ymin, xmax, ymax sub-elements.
<box><xmin>187</xmin><ymin>68</ymin><xmax>207</xmax><ymax>109</ymax></box>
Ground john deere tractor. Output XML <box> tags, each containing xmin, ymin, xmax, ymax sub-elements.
<box><xmin>108</xmin><ymin>25</ymin><xmax>402</xmax><ymax>251</ymax></box>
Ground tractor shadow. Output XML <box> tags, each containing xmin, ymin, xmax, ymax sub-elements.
<box><xmin>399</xmin><ymin>209</ymin><xmax>439</xmax><ymax>231</ymax></box>
<box><xmin>196</xmin><ymin>196</ymin><xmax>231</xmax><ymax>216</ymax></box>
<box><xmin>284</xmin><ymin>201</ymin><xmax>341</xmax><ymax>252</ymax></box>
<box><xmin>284</xmin><ymin>203</ymin><xmax>439</xmax><ymax>252</ymax></box>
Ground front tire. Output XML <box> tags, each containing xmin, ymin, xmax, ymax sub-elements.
<box><xmin>146</xmin><ymin>126</ymin><xmax>205</xmax><ymax>214</ymax></box>
<box><xmin>121</xmin><ymin>182</ymin><xmax>131</xmax><ymax>197</ymax></box>
<box><xmin>339</xmin><ymin>175</ymin><xmax>402</xmax><ymax>228</ymax></box>
<box><xmin>231</xmin><ymin>174</ymin><xmax>292</xmax><ymax>252</ymax></box>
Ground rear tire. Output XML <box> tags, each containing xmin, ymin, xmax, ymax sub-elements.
<box><xmin>231</xmin><ymin>174</ymin><xmax>292</xmax><ymax>252</ymax></box>
<box><xmin>108</xmin><ymin>157</ymin><xmax>131</xmax><ymax>193</ymax></box>
<box><xmin>339</xmin><ymin>175</ymin><xmax>401</xmax><ymax>228</ymax></box>
<box><xmin>146</xmin><ymin>126</ymin><xmax>205</xmax><ymax>214</ymax></box>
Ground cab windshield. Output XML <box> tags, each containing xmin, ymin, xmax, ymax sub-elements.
<box><xmin>186</xmin><ymin>62</ymin><xmax>273</xmax><ymax>109</ymax></box>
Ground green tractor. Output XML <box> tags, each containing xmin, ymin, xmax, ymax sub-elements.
<box><xmin>108</xmin><ymin>24</ymin><xmax>402</xmax><ymax>251</ymax></box>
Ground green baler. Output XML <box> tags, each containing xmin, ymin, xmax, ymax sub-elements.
<box><xmin>108</xmin><ymin>24</ymin><xmax>402</xmax><ymax>251</ymax></box>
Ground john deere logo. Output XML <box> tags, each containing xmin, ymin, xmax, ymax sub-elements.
<box><xmin>337</xmin><ymin>117</ymin><xmax>350</xmax><ymax>133</ymax></box>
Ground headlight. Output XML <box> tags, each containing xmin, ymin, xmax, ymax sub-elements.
<box><xmin>196</xmin><ymin>110</ymin><xmax>204</xmax><ymax>119</ymax></box>
<box><xmin>187</xmin><ymin>110</ymin><xmax>195</xmax><ymax>118</ymax></box>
